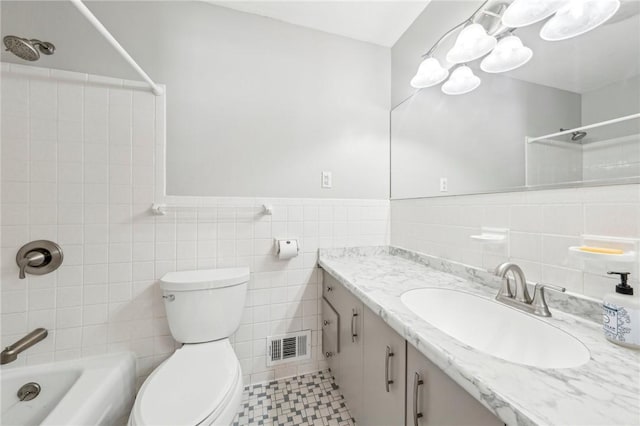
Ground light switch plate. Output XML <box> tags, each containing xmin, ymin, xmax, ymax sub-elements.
<box><xmin>440</xmin><ymin>177</ymin><xmax>448</xmax><ymax>192</ymax></box>
<box><xmin>322</xmin><ymin>171</ymin><xmax>332</xmax><ymax>188</ymax></box>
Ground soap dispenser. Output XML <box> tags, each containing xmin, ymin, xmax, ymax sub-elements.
<box><xmin>603</xmin><ymin>272</ymin><xmax>640</xmax><ymax>349</ymax></box>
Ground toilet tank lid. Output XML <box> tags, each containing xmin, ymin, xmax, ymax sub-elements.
<box><xmin>160</xmin><ymin>267</ymin><xmax>250</xmax><ymax>291</ymax></box>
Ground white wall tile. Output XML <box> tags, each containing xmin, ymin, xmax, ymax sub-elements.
<box><xmin>391</xmin><ymin>184</ymin><xmax>640</xmax><ymax>299</ymax></box>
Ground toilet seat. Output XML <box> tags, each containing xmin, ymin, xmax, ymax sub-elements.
<box><xmin>130</xmin><ymin>339</ymin><xmax>242</xmax><ymax>426</ymax></box>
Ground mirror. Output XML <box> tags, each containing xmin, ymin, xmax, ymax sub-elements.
<box><xmin>391</xmin><ymin>2</ymin><xmax>640</xmax><ymax>199</ymax></box>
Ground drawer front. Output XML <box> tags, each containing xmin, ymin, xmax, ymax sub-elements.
<box><xmin>321</xmin><ymin>298</ymin><xmax>340</xmax><ymax>356</ymax></box>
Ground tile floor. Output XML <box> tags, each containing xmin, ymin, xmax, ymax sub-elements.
<box><xmin>232</xmin><ymin>370</ymin><xmax>355</xmax><ymax>426</ymax></box>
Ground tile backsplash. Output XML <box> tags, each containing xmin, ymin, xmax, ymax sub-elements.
<box><xmin>391</xmin><ymin>184</ymin><xmax>640</xmax><ymax>300</ymax></box>
<box><xmin>0</xmin><ymin>63</ymin><xmax>390</xmax><ymax>385</ymax></box>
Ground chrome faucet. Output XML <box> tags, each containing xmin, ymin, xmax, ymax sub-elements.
<box><xmin>493</xmin><ymin>262</ymin><xmax>565</xmax><ymax>317</ymax></box>
<box><xmin>1</xmin><ymin>328</ymin><xmax>48</xmax><ymax>365</ymax></box>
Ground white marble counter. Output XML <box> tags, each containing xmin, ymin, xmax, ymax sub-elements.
<box><xmin>318</xmin><ymin>246</ymin><xmax>640</xmax><ymax>426</ymax></box>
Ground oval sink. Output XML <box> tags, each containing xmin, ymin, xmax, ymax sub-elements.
<box><xmin>400</xmin><ymin>288</ymin><xmax>590</xmax><ymax>369</ymax></box>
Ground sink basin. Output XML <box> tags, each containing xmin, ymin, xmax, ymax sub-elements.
<box><xmin>400</xmin><ymin>288</ymin><xmax>590</xmax><ymax>369</ymax></box>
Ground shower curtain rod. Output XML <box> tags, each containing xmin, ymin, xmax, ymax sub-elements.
<box><xmin>526</xmin><ymin>113</ymin><xmax>640</xmax><ymax>144</ymax></box>
<box><xmin>69</xmin><ymin>0</ymin><xmax>164</xmax><ymax>96</ymax></box>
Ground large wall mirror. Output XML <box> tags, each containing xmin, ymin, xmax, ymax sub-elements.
<box><xmin>391</xmin><ymin>0</ymin><xmax>640</xmax><ymax>199</ymax></box>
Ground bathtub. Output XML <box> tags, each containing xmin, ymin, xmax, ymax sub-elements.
<box><xmin>1</xmin><ymin>352</ymin><xmax>136</xmax><ymax>426</ymax></box>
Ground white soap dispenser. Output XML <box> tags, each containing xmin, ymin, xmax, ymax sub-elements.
<box><xmin>603</xmin><ymin>272</ymin><xmax>640</xmax><ymax>349</ymax></box>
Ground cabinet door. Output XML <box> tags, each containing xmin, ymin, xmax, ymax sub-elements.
<box><xmin>406</xmin><ymin>344</ymin><xmax>503</xmax><ymax>426</ymax></box>
<box><xmin>361</xmin><ymin>307</ymin><xmax>406</xmax><ymax>426</ymax></box>
<box><xmin>323</xmin><ymin>273</ymin><xmax>364</xmax><ymax>423</ymax></box>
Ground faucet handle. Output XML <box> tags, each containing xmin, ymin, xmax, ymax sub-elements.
<box><xmin>17</xmin><ymin>250</ymin><xmax>46</xmax><ymax>279</ymax></box>
<box><xmin>535</xmin><ymin>283</ymin><xmax>566</xmax><ymax>294</ymax></box>
<box><xmin>531</xmin><ymin>283</ymin><xmax>566</xmax><ymax>317</ymax></box>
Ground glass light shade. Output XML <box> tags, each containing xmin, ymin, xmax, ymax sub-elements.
<box><xmin>410</xmin><ymin>57</ymin><xmax>449</xmax><ymax>89</ymax></box>
<box><xmin>540</xmin><ymin>0</ymin><xmax>620</xmax><ymax>41</ymax></box>
<box><xmin>501</xmin><ymin>0</ymin><xmax>567</xmax><ymax>28</ymax></box>
<box><xmin>480</xmin><ymin>35</ymin><xmax>533</xmax><ymax>73</ymax></box>
<box><xmin>441</xmin><ymin>66</ymin><xmax>481</xmax><ymax>95</ymax></box>
<box><xmin>445</xmin><ymin>24</ymin><xmax>497</xmax><ymax>64</ymax></box>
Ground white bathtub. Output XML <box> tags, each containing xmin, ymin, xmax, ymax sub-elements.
<box><xmin>1</xmin><ymin>352</ymin><xmax>136</xmax><ymax>426</ymax></box>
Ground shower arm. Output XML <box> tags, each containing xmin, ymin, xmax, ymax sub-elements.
<box><xmin>68</xmin><ymin>0</ymin><xmax>164</xmax><ymax>96</ymax></box>
<box><xmin>29</xmin><ymin>39</ymin><xmax>53</xmax><ymax>50</ymax></box>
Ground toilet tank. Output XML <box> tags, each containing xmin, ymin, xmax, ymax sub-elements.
<box><xmin>159</xmin><ymin>268</ymin><xmax>249</xmax><ymax>343</ymax></box>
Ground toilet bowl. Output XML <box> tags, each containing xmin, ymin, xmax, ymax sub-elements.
<box><xmin>128</xmin><ymin>268</ymin><xmax>249</xmax><ymax>426</ymax></box>
<box><xmin>128</xmin><ymin>340</ymin><xmax>243</xmax><ymax>426</ymax></box>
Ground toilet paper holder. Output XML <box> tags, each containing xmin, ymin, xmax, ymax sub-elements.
<box><xmin>275</xmin><ymin>239</ymin><xmax>300</xmax><ymax>258</ymax></box>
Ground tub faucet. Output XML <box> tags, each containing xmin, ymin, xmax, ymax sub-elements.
<box><xmin>493</xmin><ymin>262</ymin><xmax>565</xmax><ymax>317</ymax></box>
<box><xmin>1</xmin><ymin>328</ymin><xmax>48</xmax><ymax>365</ymax></box>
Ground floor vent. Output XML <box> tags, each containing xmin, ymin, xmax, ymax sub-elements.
<box><xmin>266</xmin><ymin>330</ymin><xmax>311</xmax><ymax>366</ymax></box>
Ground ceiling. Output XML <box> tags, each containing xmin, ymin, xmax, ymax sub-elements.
<box><xmin>208</xmin><ymin>1</ymin><xmax>430</xmax><ymax>47</ymax></box>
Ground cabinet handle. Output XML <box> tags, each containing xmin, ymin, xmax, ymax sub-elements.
<box><xmin>351</xmin><ymin>309</ymin><xmax>359</xmax><ymax>342</ymax></box>
<box><xmin>326</xmin><ymin>286</ymin><xmax>333</xmax><ymax>292</ymax></box>
<box><xmin>385</xmin><ymin>345</ymin><xmax>394</xmax><ymax>392</ymax></box>
<box><xmin>413</xmin><ymin>372</ymin><xmax>424</xmax><ymax>426</ymax></box>
<box><xmin>323</xmin><ymin>320</ymin><xmax>330</xmax><ymax>327</ymax></box>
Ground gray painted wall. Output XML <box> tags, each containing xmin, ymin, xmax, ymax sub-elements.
<box><xmin>582</xmin><ymin>74</ymin><xmax>640</xmax><ymax>124</ymax></box>
<box><xmin>1</xmin><ymin>1</ymin><xmax>391</xmax><ymax>199</ymax></box>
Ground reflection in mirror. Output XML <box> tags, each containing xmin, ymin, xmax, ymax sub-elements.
<box><xmin>391</xmin><ymin>0</ymin><xmax>640</xmax><ymax>199</ymax></box>
<box><xmin>527</xmin><ymin>114</ymin><xmax>640</xmax><ymax>187</ymax></box>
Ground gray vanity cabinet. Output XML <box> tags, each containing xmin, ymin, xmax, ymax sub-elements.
<box><xmin>323</xmin><ymin>272</ymin><xmax>502</xmax><ymax>426</ymax></box>
<box><xmin>323</xmin><ymin>273</ymin><xmax>364</xmax><ymax>423</ymax></box>
<box><xmin>406</xmin><ymin>343</ymin><xmax>502</xmax><ymax>426</ymax></box>
<box><xmin>361</xmin><ymin>308</ymin><xmax>406</xmax><ymax>426</ymax></box>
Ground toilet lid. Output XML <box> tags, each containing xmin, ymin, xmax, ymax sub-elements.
<box><xmin>135</xmin><ymin>340</ymin><xmax>240</xmax><ymax>426</ymax></box>
<box><xmin>160</xmin><ymin>268</ymin><xmax>250</xmax><ymax>291</ymax></box>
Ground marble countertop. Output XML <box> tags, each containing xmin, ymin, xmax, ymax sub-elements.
<box><xmin>318</xmin><ymin>246</ymin><xmax>640</xmax><ymax>426</ymax></box>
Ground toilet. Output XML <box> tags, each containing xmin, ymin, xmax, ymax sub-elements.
<box><xmin>128</xmin><ymin>267</ymin><xmax>250</xmax><ymax>426</ymax></box>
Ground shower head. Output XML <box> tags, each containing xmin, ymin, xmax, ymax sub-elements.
<box><xmin>559</xmin><ymin>128</ymin><xmax>588</xmax><ymax>142</ymax></box>
<box><xmin>571</xmin><ymin>131</ymin><xmax>587</xmax><ymax>141</ymax></box>
<box><xmin>3</xmin><ymin>36</ymin><xmax>55</xmax><ymax>61</ymax></box>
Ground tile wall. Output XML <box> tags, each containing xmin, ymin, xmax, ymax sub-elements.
<box><xmin>583</xmin><ymin>137</ymin><xmax>640</xmax><ymax>181</ymax></box>
<box><xmin>0</xmin><ymin>64</ymin><xmax>390</xmax><ymax>385</ymax></box>
<box><xmin>391</xmin><ymin>184</ymin><xmax>640</xmax><ymax>300</ymax></box>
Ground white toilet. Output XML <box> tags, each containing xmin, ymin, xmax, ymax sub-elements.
<box><xmin>128</xmin><ymin>267</ymin><xmax>249</xmax><ymax>426</ymax></box>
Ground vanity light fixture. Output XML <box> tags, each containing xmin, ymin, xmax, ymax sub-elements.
<box><xmin>446</xmin><ymin>23</ymin><xmax>497</xmax><ymax>64</ymax></box>
<box><xmin>480</xmin><ymin>34</ymin><xmax>532</xmax><ymax>73</ymax></box>
<box><xmin>501</xmin><ymin>0</ymin><xmax>567</xmax><ymax>28</ymax></box>
<box><xmin>410</xmin><ymin>0</ymin><xmax>620</xmax><ymax>95</ymax></box>
<box><xmin>540</xmin><ymin>0</ymin><xmax>621</xmax><ymax>41</ymax></box>
<box><xmin>441</xmin><ymin>65</ymin><xmax>481</xmax><ymax>95</ymax></box>
<box><xmin>410</xmin><ymin>57</ymin><xmax>449</xmax><ymax>89</ymax></box>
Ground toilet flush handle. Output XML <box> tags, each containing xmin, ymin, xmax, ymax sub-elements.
<box><xmin>162</xmin><ymin>294</ymin><xmax>175</xmax><ymax>302</ymax></box>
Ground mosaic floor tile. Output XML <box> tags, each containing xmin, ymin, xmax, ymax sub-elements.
<box><xmin>232</xmin><ymin>370</ymin><xmax>355</xmax><ymax>426</ymax></box>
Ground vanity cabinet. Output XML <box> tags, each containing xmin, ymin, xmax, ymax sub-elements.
<box><xmin>323</xmin><ymin>273</ymin><xmax>364</xmax><ymax>423</ymax></box>
<box><xmin>406</xmin><ymin>343</ymin><xmax>502</xmax><ymax>426</ymax></box>
<box><xmin>361</xmin><ymin>307</ymin><xmax>406</xmax><ymax>426</ymax></box>
<box><xmin>322</xmin><ymin>272</ymin><xmax>502</xmax><ymax>426</ymax></box>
